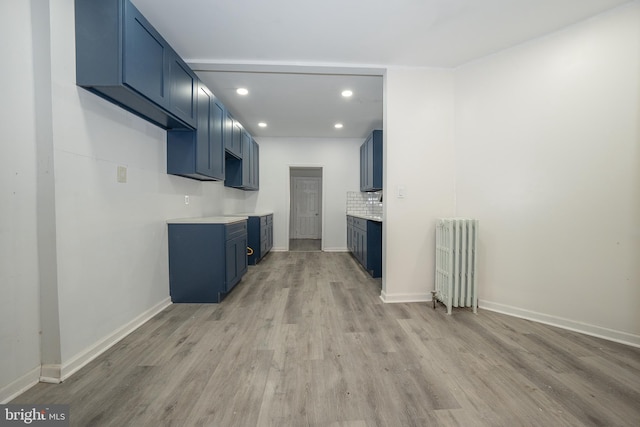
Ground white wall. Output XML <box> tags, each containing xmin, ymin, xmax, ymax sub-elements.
<box><xmin>0</xmin><ymin>0</ymin><xmax>42</xmax><ymax>401</ymax></box>
<box><xmin>1</xmin><ymin>0</ymin><xmax>252</xmax><ymax>401</ymax></box>
<box><xmin>382</xmin><ymin>68</ymin><xmax>456</xmax><ymax>302</ymax></box>
<box><xmin>246</xmin><ymin>137</ymin><xmax>362</xmax><ymax>251</ymax></box>
<box><xmin>50</xmin><ymin>0</ymin><xmax>252</xmax><ymax>368</ymax></box>
<box><xmin>454</xmin><ymin>2</ymin><xmax>640</xmax><ymax>343</ymax></box>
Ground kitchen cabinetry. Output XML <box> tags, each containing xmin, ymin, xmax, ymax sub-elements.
<box><xmin>225</xmin><ymin>115</ymin><xmax>244</xmax><ymax>158</ymax></box>
<box><xmin>244</xmin><ymin>214</ymin><xmax>273</xmax><ymax>265</ymax></box>
<box><xmin>168</xmin><ymin>218</ymin><xmax>248</xmax><ymax>303</ymax></box>
<box><xmin>245</xmin><ymin>136</ymin><xmax>260</xmax><ymax>190</ymax></box>
<box><xmin>167</xmin><ymin>83</ymin><xmax>225</xmax><ymax>180</ymax></box>
<box><xmin>360</xmin><ymin>130</ymin><xmax>383</xmax><ymax>192</ymax></box>
<box><xmin>75</xmin><ymin>0</ymin><xmax>197</xmax><ymax>130</ymax></box>
<box><xmin>347</xmin><ymin>215</ymin><xmax>382</xmax><ymax>278</ymax></box>
<box><xmin>225</xmin><ymin>133</ymin><xmax>259</xmax><ymax>190</ymax></box>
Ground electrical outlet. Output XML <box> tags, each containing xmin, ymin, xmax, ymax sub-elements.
<box><xmin>184</xmin><ymin>195</ymin><xmax>190</xmax><ymax>205</ymax></box>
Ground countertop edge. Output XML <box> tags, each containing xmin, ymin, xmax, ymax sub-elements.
<box><xmin>167</xmin><ymin>216</ymin><xmax>249</xmax><ymax>224</ymax></box>
<box><xmin>230</xmin><ymin>212</ymin><xmax>274</xmax><ymax>217</ymax></box>
<box><xmin>347</xmin><ymin>213</ymin><xmax>383</xmax><ymax>222</ymax></box>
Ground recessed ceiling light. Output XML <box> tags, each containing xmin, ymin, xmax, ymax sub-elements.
<box><xmin>341</xmin><ymin>90</ymin><xmax>353</xmax><ymax>97</ymax></box>
<box><xmin>236</xmin><ymin>88</ymin><xmax>249</xmax><ymax>95</ymax></box>
<box><xmin>258</xmin><ymin>122</ymin><xmax>267</xmax><ymax>128</ymax></box>
<box><xmin>334</xmin><ymin>123</ymin><xmax>343</xmax><ymax>129</ymax></box>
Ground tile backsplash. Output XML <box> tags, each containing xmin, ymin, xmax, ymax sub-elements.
<box><xmin>346</xmin><ymin>191</ymin><xmax>383</xmax><ymax>218</ymax></box>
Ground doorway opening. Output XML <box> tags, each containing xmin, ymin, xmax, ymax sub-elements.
<box><xmin>289</xmin><ymin>167</ymin><xmax>323</xmax><ymax>252</ymax></box>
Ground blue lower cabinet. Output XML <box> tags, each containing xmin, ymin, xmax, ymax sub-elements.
<box><xmin>347</xmin><ymin>216</ymin><xmax>382</xmax><ymax>278</ymax></box>
<box><xmin>246</xmin><ymin>214</ymin><xmax>273</xmax><ymax>265</ymax></box>
<box><xmin>168</xmin><ymin>220</ymin><xmax>247</xmax><ymax>303</ymax></box>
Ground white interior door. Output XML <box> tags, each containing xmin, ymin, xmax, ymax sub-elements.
<box><xmin>292</xmin><ymin>177</ymin><xmax>321</xmax><ymax>239</ymax></box>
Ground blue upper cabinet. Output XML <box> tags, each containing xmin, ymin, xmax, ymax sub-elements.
<box><xmin>75</xmin><ymin>0</ymin><xmax>197</xmax><ymax>130</ymax></box>
<box><xmin>167</xmin><ymin>82</ymin><xmax>225</xmax><ymax>181</ymax></box>
<box><xmin>225</xmin><ymin>132</ymin><xmax>259</xmax><ymax>190</ymax></box>
<box><xmin>224</xmin><ymin>114</ymin><xmax>243</xmax><ymax>158</ymax></box>
<box><xmin>167</xmin><ymin>50</ymin><xmax>197</xmax><ymax>126</ymax></box>
<box><xmin>360</xmin><ymin>130</ymin><xmax>383</xmax><ymax>192</ymax></box>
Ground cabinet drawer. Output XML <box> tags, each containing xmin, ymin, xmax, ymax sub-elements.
<box><xmin>353</xmin><ymin>217</ymin><xmax>367</xmax><ymax>230</ymax></box>
<box><xmin>226</xmin><ymin>221</ymin><xmax>247</xmax><ymax>240</ymax></box>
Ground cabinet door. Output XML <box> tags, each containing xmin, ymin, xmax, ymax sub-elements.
<box><xmin>225</xmin><ymin>237</ymin><xmax>240</xmax><ymax>291</ymax></box>
<box><xmin>252</xmin><ymin>140</ymin><xmax>260</xmax><ymax>189</ymax></box>
<box><xmin>168</xmin><ymin>51</ymin><xmax>197</xmax><ymax>128</ymax></box>
<box><xmin>210</xmin><ymin>98</ymin><xmax>225</xmax><ymax>179</ymax></box>
<box><xmin>225</xmin><ymin>234</ymin><xmax>248</xmax><ymax>292</ymax></box>
<box><xmin>359</xmin><ymin>131</ymin><xmax>382</xmax><ymax>192</ymax></box>
<box><xmin>241</xmin><ymin>131</ymin><xmax>252</xmax><ymax>186</ymax></box>
<box><xmin>360</xmin><ymin>228</ymin><xmax>368</xmax><ymax>268</ymax></box>
<box><xmin>370</xmin><ymin>130</ymin><xmax>383</xmax><ymax>191</ymax></box>
<box><xmin>226</xmin><ymin>117</ymin><xmax>243</xmax><ymax>158</ymax></box>
<box><xmin>235</xmin><ymin>234</ymin><xmax>248</xmax><ymax>279</ymax></box>
<box><xmin>365</xmin><ymin>136</ymin><xmax>374</xmax><ymax>190</ymax></box>
<box><xmin>123</xmin><ymin>1</ymin><xmax>168</xmax><ymax>108</ymax></box>
<box><xmin>359</xmin><ymin>143</ymin><xmax>366</xmax><ymax>191</ymax></box>
<box><xmin>224</xmin><ymin>110</ymin><xmax>235</xmax><ymax>155</ymax></box>
<box><xmin>195</xmin><ymin>85</ymin><xmax>212</xmax><ymax>176</ymax></box>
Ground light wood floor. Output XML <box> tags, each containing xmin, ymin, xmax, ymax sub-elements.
<box><xmin>13</xmin><ymin>252</ymin><xmax>640</xmax><ymax>426</ymax></box>
<box><xmin>289</xmin><ymin>239</ymin><xmax>322</xmax><ymax>252</ymax></box>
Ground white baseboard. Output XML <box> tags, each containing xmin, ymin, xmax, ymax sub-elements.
<box><xmin>322</xmin><ymin>247</ymin><xmax>348</xmax><ymax>252</ymax></box>
<box><xmin>380</xmin><ymin>290</ymin><xmax>432</xmax><ymax>304</ymax></box>
<box><xmin>480</xmin><ymin>299</ymin><xmax>640</xmax><ymax>349</ymax></box>
<box><xmin>52</xmin><ymin>298</ymin><xmax>172</xmax><ymax>383</ymax></box>
<box><xmin>0</xmin><ymin>366</ymin><xmax>40</xmax><ymax>404</ymax></box>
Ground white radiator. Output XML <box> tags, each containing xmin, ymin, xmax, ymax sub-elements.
<box><xmin>434</xmin><ymin>218</ymin><xmax>479</xmax><ymax>314</ymax></box>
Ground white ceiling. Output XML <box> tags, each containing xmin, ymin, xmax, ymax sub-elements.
<box><xmin>131</xmin><ymin>0</ymin><xmax>632</xmax><ymax>138</ymax></box>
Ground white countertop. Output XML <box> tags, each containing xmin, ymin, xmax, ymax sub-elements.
<box><xmin>347</xmin><ymin>213</ymin><xmax>383</xmax><ymax>222</ymax></box>
<box><xmin>167</xmin><ymin>216</ymin><xmax>248</xmax><ymax>224</ymax></box>
<box><xmin>231</xmin><ymin>212</ymin><xmax>274</xmax><ymax>217</ymax></box>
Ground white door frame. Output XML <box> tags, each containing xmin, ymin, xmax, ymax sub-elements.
<box><xmin>286</xmin><ymin>165</ymin><xmax>324</xmax><ymax>251</ymax></box>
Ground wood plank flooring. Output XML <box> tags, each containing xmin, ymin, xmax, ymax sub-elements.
<box><xmin>12</xmin><ymin>252</ymin><xmax>640</xmax><ymax>426</ymax></box>
<box><xmin>289</xmin><ymin>239</ymin><xmax>322</xmax><ymax>252</ymax></box>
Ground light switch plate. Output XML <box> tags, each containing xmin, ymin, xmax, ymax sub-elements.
<box><xmin>117</xmin><ymin>165</ymin><xmax>127</xmax><ymax>183</ymax></box>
